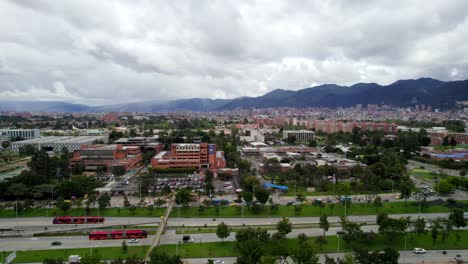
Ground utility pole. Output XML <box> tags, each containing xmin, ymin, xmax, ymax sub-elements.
<box><xmin>15</xmin><ymin>199</ymin><xmax>19</xmax><ymax>229</ymax></box>
<box><xmin>139</xmin><ymin>183</ymin><xmax>142</xmax><ymax>202</ymax></box>
<box><xmin>337</xmin><ymin>235</ymin><xmax>340</xmax><ymax>253</ymax></box>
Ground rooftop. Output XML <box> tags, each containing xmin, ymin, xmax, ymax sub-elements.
<box><xmin>13</xmin><ymin>136</ymin><xmax>107</xmax><ymax>144</ymax></box>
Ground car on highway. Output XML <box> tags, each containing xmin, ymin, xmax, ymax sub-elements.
<box><xmin>51</xmin><ymin>241</ymin><xmax>62</xmax><ymax>246</ymax></box>
<box><xmin>336</xmin><ymin>230</ymin><xmax>345</xmax><ymax>235</ymax></box>
<box><xmin>128</xmin><ymin>239</ymin><xmax>139</xmax><ymax>244</ymax></box>
<box><xmin>214</xmin><ymin>260</ymin><xmax>225</xmax><ymax>264</ymax></box>
<box><xmin>413</xmin><ymin>248</ymin><xmax>426</xmax><ymax>254</ymax></box>
<box><xmin>182</xmin><ymin>235</ymin><xmax>194</xmax><ymax>243</ymax></box>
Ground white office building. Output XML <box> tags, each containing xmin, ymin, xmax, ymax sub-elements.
<box><xmin>282</xmin><ymin>130</ymin><xmax>315</xmax><ymax>142</ymax></box>
<box><xmin>0</xmin><ymin>129</ymin><xmax>40</xmax><ymax>140</ymax></box>
<box><xmin>11</xmin><ymin>136</ymin><xmax>108</xmax><ymax>153</ymax></box>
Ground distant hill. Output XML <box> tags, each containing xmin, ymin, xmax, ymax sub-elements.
<box><xmin>217</xmin><ymin>78</ymin><xmax>468</xmax><ymax>110</ymax></box>
<box><xmin>0</xmin><ymin>78</ymin><xmax>467</xmax><ymax>112</ymax></box>
<box><xmin>0</xmin><ymin>101</ymin><xmax>89</xmax><ymax>112</ymax></box>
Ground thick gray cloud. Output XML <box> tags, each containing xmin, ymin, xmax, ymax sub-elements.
<box><xmin>0</xmin><ymin>0</ymin><xmax>467</xmax><ymax>105</ymax></box>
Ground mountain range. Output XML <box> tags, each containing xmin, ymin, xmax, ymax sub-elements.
<box><xmin>1</xmin><ymin>78</ymin><xmax>467</xmax><ymax>112</ymax></box>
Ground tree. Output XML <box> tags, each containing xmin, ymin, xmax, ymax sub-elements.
<box><xmin>149</xmin><ymin>248</ymin><xmax>182</xmax><ymax>264</ymax></box>
<box><xmin>236</xmin><ymin>239</ymin><xmax>264</xmax><ymax>264</ymax></box>
<box><xmin>175</xmin><ymin>188</ymin><xmax>191</xmax><ymax>206</ymax></box>
<box><xmin>154</xmin><ymin>198</ymin><xmax>165</xmax><ymax>207</ymax></box>
<box><xmin>112</xmin><ymin>166</ymin><xmax>126</xmax><ymax>179</ymax></box>
<box><xmin>57</xmin><ymin>199</ymin><xmax>71</xmax><ymax>214</ymax></box>
<box><xmin>124</xmin><ymin>195</ymin><xmax>131</xmax><ymax>207</ymax></box>
<box><xmin>442</xmin><ymin>136</ymin><xmax>450</xmax><ymax>146</ymax></box>
<box><xmin>435</xmin><ymin>180</ymin><xmax>454</xmax><ymax>195</ymax></box>
<box><xmin>296</xmin><ymin>193</ymin><xmax>306</xmax><ymax>202</ymax></box>
<box><xmin>243</xmin><ymin>176</ymin><xmax>260</xmax><ymax>193</ymax></box>
<box><xmin>319</xmin><ymin>214</ymin><xmax>330</xmax><ymax>238</ymax></box>
<box><xmin>242</xmin><ymin>191</ymin><xmax>253</xmax><ymax>204</ymax></box>
<box><xmin>98</xmin><ymin>193</ymin><xmax>111</xmax><ymax>211</ymax></box>
<box><xmin>254</xmin><ymin>187</ymin><xmax>270</xmax><ymax>204</ymax></box>
<box><xmin>373</xmin><ymin>196</ymin><xmax>383</xmax><ymax>211</ymax></box>
<box><xmin>259</xmin><ymin>256</ymin><xmax>278</xmax><ymax>264</ymax></box>
<box><xmin>205</xmin><ymin>170</ymin><xmax>215</xmax><ymax>195</ymax></box>
<box><xmin>43</xmin><ymin>258</ymin><xmax>64</xmax><ymax>264</ymax></box>
<box><xmin>376</xmin><ymin>212</ymin><xmax>389</xmax><ymax>227</ymax></box>
<box><xmin>122</xmin><ymin>240</ymin><xmax>128</xmax><ymax>253</ymax></box>
<box><xmin>354</xmin><ymin>248</ymin><xmax>399</xmax><ymax>264</ymax></box>
<box><xmin>277</xmin><ymin>217</ymin><xmax>292</xmax><ymax>235</ymax></box>
<box><xmin>216</xmin><ymin>222</ymin><xmax>230</xmax><ymax>243</ymax></box>
<box><xmin>80</xmin><ymin>255</ymin><xmax>101</xmax><ymax>264</ymax></box>
<box><xmin>431</xmin><ymin>226</ymin><xmax>438</xmax><ymax>244</ymax></box>
<box><xmin>450</xmin><ymin>137</ymin><xmax>457</xmax><ymax>147</ymax></box>
<box><xmin>414</xmin><ymin>217</ymin><xmax>426</xmax><ymax>234</ymax></box>
<box><xmin>449</xmin><ymin>208</ymin><xmax>467</xmax><ymax>232</ymax></box>
<box><xmin>399</xmin><ymin>182</ymin><xmax>412</xmax><ymax>207</ymax></box>
<box><xmin>308</xmin><ymin>140</ymin><xmax>317</xmax><ymax>147</ymax></box>
<box><xmin>290</xmin><ymin>237</ymin><xmax>320</xmax><ymax>264</ymax></box>
<box><xmin>378</xmin><ymin>217</ymin><xmax>408</xmax><ymax>242</ymax></box>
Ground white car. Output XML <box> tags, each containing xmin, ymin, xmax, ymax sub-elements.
<box><xmin>214</xmin><ymin>261</ymin><xmax>224</xmax><ymax>264</ymax></box>
<box><xmin>128</xmin><ymin>239</ymin><xmax>139</xmax><ymax>244</ymax></box>
<box><xmin>413</xmin><ymin>248</ymin><xmax>426</xmax><ymax>254</ymax></box>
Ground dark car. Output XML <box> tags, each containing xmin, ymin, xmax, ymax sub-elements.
<box><xmin>336</xmin><ymin>230</ymin><xmax>346</xmax><ymax>235</ymax></box>
<box><xmin>51</xmin><ymin>241</ymin><xmax>62</xmax><ymax>246</ymax></box>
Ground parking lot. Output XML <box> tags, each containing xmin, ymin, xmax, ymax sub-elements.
<box><xmin>152</xmin><ymin>175</ymin><xmax>205</xmax><ymax>193</ymax></box>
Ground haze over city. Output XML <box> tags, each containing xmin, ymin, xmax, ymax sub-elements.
<box><xmin>1</xmin><ymin>0</ymin><xmax>468</xmax><ymax>105</ymax></box>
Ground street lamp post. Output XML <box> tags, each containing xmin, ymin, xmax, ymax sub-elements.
<box><xmin>337</xmin><ymin>235</ymin><xmax>340</xmax><ymax>254</ymax></box>
<box><xmin>15</xmin><ymin>199</ymin><xmax>19</xmax><ymax>229</ymax></box>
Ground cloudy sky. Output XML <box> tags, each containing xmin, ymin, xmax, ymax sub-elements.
<box><xmin>0</xmin><ymin>0</ymin><xmax>467</xmax><ymax>105</ymax></box>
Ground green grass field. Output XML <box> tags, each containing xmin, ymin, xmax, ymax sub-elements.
<box><xmin>9</xmin><ymin>246</ymin><xmax>149</xmax><ymax>263</ymax></box>
<box><xmin>8</xmin><ymin>230</ymin><xmax>468</xmax><ymax>262</ymax></box>
<box><xmin>121</xmin><ymin>230</ymin><xmax>468</xmax><ymax>258</ymax></box>
<box><xmin>170</xmin><ymin>200</ymin><xmax>466</xmax><ymax>218</ymax></box>
<box><xmin>1</xmin><ymin>200</ymin><xmax>465</xmax><ymax>219</ymax></box>
<box><xmin>0</xmin><ymin>207</ymin><xmax>167</xmax><ymax>218</ymax></box>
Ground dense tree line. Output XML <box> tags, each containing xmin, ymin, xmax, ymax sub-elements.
<box><xmin>0</xmin><ymin>147</ymin><xmax>102</xmax><ymax>201</ymax></box>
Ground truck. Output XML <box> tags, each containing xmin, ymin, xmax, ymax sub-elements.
<box><xmin>68</xmin><ymin>255</ymin><xmax>81</xmax><ymax>264</ymax></box>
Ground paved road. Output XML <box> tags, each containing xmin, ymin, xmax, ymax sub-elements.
<box><xmin>0</xmin><ymin>226</ymin><xmax>379</xmax><ymax>251</ymax></box>
<box><xmin>167</xmin><ymin>213</ymin><xmax>450</xmax><ymax>227</ymax></box>
<box><xmin>408</xmin><ymin>159</ymin><xmax>462</xmax><ymax>177</ymax></box>
<box><xmin>182</xmin><ymin>250</ymin><xmax>468</xmax><ymax>264</ymax></box>
<box><xmin>0</xmin><ymin>235</ymin><xmax>156</xmax><ymax>251</ymax></box>
<box><xmin>0</xmin><ymin>213</ymin><xmax>450</xmax><ymax>235</ymax></box>
<box><xmin>4</xmin><ymin>222</ymin><xmax>466</xmax><ymax>252</ymax></box>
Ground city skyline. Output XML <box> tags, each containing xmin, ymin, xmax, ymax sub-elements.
<box><xmin>1</xmin><ymin>1</ymin><xmax>468</xmax><ymax>105</ymax></box>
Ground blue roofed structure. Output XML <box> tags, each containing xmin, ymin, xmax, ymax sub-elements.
<box><xmin>263</xmin><ymin>183</ymin><xmax>288</xmax><ymax>191</ymax></box>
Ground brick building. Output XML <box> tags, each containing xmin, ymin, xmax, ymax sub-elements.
<box><xmin>428</xmin><ymin>131</ymin><xmax>468</xmax><ymax>145</ymax></box>
<box><xmin>151</xmin><ymin>143</ymin><xmax>226</xmax><ymax>171</ymax></box>
<box><xmin>70</xmin><ymin>144</ymin><xmax>142</xmax><ymax>172</ymax></box>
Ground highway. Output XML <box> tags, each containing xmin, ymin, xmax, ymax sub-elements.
<box><xmin>0</xmin><ymin>213</ymin><xmax>450</xmax><ymax>233</ymax></box>
<box><xmin>0</xmin><ymin>226</ymin><xmax>380</xmax><ymax>251</ymax></box>
<box><xmin>0</xmin><ymin>213</ymin><xmax>450</xmax><ymax>234</ymax></box>
<box><xmin>3</xmin><ymin>223</ymin><xmax>467</xmax><ymax>251</ymax></box>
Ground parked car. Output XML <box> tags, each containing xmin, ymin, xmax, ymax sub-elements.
<box><xmin>413</xmin><ymin>248</ymin><xmax>426</xmax><ymax>254</ymax></box>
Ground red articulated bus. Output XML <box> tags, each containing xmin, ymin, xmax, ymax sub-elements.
<box><xmin>88</xmin><ymin>230</ymin><xmax>147</xmax><ymax>240</ymax></box>
<box><xmin>53</xmin><ymin>216</ymin><xmax>105</xmax><ymax>224</ymax></box>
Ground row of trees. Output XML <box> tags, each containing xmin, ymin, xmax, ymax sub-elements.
<box><xmin>0</xmin><ymin>147</ymin><xmax>103</xmax><ymax>201</ymax></box>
